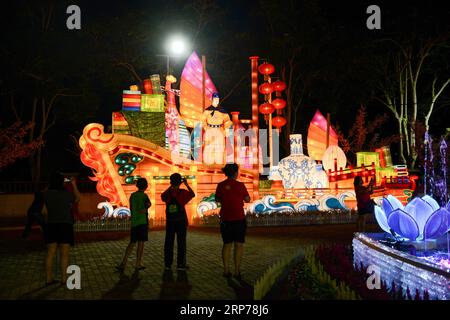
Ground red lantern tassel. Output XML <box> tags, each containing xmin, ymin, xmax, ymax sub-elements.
<box><xmin>277</xmin><ymin>109</ymin><xmax>282</xmax><ymax>115</ymax></box>
<box><xmin>276</xmin><ymin>91</ymin><xmax>281</xmax><ymax>98</ymax></box>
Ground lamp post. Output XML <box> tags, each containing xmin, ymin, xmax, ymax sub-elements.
<box><xmin>157</xmin><ymin>35</ymin><xmax>189</xmax><ymax>77</ymax></box>
<box><xmin>156</xmin><ymin>54</ymin><xmax>170</xmax><ymax>76</ymax></box>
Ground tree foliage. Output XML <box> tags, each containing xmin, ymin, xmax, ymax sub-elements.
<box><xmin>0</xmin><ymin>122</ymin><xmax>43</xmax><ymax>171</ymax></box>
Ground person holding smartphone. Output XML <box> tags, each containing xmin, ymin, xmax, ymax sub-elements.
<box><xmin>43</xmin><ymin>172</ymin><xmax>80</xmax><ymax>285</ymax></box>
<box><xmin>354</xmin><ymin>176</ymin><xmax>375</xmax><ymax>232</ymax></box>
<box><xmin>161</xmin><ymin>173</ymin><xmax>195</xmax><ymax>271</ymax></box>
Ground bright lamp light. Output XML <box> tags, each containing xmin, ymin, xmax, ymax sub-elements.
<box><xmin>167</xmin><ymin>35</ymin><xmax>188</xmax><ymax>56</ymax></box>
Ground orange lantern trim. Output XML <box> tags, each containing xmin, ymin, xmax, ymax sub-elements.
<box><xmin>272</xmin><ymin>98</ymin><xmax>286</xmax><ymax>114</ymax></box>
<box><xmin>272</xmin><ymin>116</ymin><xmax>287</xmax><ymax>130</ymax></box>
<box><xmin>259</xmin><ymin>102</ymin><xmax>275</xmax><ymax>121</ymax></box>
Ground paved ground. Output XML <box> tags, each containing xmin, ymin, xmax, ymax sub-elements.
<box><xmin>0</xmin><ymin>224</ymin><xmax>380</xmax><ymax>300</ymax></box>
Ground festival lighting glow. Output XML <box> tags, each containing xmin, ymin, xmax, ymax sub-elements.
<box><xmin>307</xmin><ymin>110</ymin><xmax>338</xmax><ymax>160</ymax></box>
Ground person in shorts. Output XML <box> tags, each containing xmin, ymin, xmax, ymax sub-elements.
<box><xmin>215</xmin><ymin>164</ymin><xmax>250</xmax><ymax>279</ymax></box>
<box><xmin>117</xmin><ymin>178</ymin><xmax>151</xmax><ymax>271</ymax></box>
<box><xmin>354</xmin><ymin>176</ymin><xmax>375</xmax><ymax>232</ymax></box>
<box><xmin>43</xmin><ymin>172</ymin><xmax>80</xmax><ymax>285</ymax></box>
<box><xmin>161</xmin><ymin>173</ymin><xmax>195</xmax><ymax>271</ymax></box>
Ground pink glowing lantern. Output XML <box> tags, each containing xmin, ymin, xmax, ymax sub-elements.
<box><xmin>180</xmin><ymin>52</ymin><xmax>218</xmax><ymax>128</ymax></box>
<box><xmin>307</xmin><ymin>110</ymin><xmax>338</xmax><ymax>161</ymax></box>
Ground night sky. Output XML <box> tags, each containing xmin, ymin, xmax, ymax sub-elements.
<box><xmin>1</xmin><ymin>0</ymin><xmax>449</xmax><ymax>181</ymax></box>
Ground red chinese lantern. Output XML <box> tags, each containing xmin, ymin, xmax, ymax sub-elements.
<box><xmin>259</xmin><ymin>102</ymin><xmax>275</xmax><ymax>121</ymax></box>
<box><xmin>272</xmin><ymin>116</ymin><xmax>287</xmax><ymax>130</ymax></box>
<box><xmin>272</xmin><ymin>98</ymin><xmax>286</xmax><ymax>114</ymax></box>
<box><xmin>259</xmin><ymin>82</ymin><xmax>274</xmax><ymax>95</ymax></box>
<box><xmin>143</xmin><ymin>79</ymin><xmax>152</xmax><ymax>94</ymax></box>
<box><xmin>272</xmin><ymin>80</ymin><xmax>286</xmax><ymax>97</ymax></box>
<box><xmin>272</xmin><ymin>80</ymin><xmax>286</xmax><ymax>91</ymax></box>
<box><xmin>258</xmin><ymin>62</ymin><xmax>275</xmax><ymax>76</ymax></box>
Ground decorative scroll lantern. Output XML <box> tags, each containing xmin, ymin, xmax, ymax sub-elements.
<box><xmin>272</xmin><ymin>98</ymin><xmax>286</xmax><ymax>115</ymax></box>
<box><xmin>259</xmin><ymin>102</ymin><xmax>275</xmax><ymax>122</ymax></box>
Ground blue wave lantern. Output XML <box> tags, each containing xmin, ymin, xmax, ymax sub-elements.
<box><xmin>374</xmin><ymin>195</ymin><xmax>450</xmax><ymax>241</ymax></box>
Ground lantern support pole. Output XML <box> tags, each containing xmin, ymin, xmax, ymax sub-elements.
<box><xmin>250</xmin><ymin>56</ymin><xmax>260</xmax><ymax>200</ymax></box>
<box><xmin>202</xmin><ymin>55</ymin><xmax>206</xmax><ymax>111</ymax></box>
<box><xmin>268</xmin><ymin>76</ymin><xmax>273</xmax><ymax>169</ymax></box>
<box><xmin>326</xmin><ymin>113</ymin><xmax>330</xmax><ymax>148</ymax></box>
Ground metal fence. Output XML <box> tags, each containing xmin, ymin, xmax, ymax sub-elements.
<box><xmin>192</xmin><ymin>213</ymin><xmax>357</xmax><ymax>227</ymax></box>
<box><xmin>73</xmin><ymin>213</ymin><xmax>357</xmax><ymax>232</ymax></box>
<box><xmin>73</xmin><ymin>217</ymin><xmax>167</xmax><ymax>232</ymax></box>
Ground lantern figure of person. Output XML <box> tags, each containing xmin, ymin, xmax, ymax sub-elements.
<box><xmin>202</xmin><ymin>92</ymin><xmax>232</xmax><ymax>165</ymax></box>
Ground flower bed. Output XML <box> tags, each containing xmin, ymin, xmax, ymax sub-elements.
<box><xmin>287</xmin><ymin>245</ymin><xmax>430</xmax><ymax>300</ymax></box>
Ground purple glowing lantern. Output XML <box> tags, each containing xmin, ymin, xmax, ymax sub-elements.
<box><xmin>374</xmin><ymin>195</ymin><xmax>450</xmax><ymax>241</ymax></box>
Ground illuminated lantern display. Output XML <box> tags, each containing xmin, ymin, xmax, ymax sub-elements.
<box><xmin>143</xmin><ymin>79</ymin><xmax>153</xmax><ymax>94</ymax></box>
<box><xmin>277</xmin><ymin>134</ymin><xmax>329</xmax><ymax>189</ymax></box>
<box><xmin>272</xmin><ymin>80</ymin><xmax>286</xmax><ymax>92</ymax></box>
<box><xmin>356</xmin><ymin>152</ymin><xmax>380</xmax><ymax>168</ymax></box>
<box><xmin>140</xmin><ymin>94</ymin><xmax>165</xmax><ymax>112</ymax></box>
<box><xmin>322</xmin><ymin>145</ymin><xmax>347</xmax><ymax>172</ymax></box>
<box><xmin>272</xmin><ymin>116</ymin><xmax>286</xmax><ymax>129</ymax></box>
<box><xmin>375</xmin><ymin>146</ymin><xmax>393</xmax><ymax>168</ymax></box>
<box><xmin>179</xmin><ymin>52</ymin><xmax>217</xmax><ymax>128</ymax></box>
<box><xmin>272</xmin><ymin>98</ymin><xmax>286</xmax><ymax>114</ymax></box>
<box><xmin>258</xmin><ymin>62</ymin><xmax>275</xmax><ymax>81</ymax></box>
<box><xmin>272</xmin><ymin>80</ymin><xmax>286</xmax><ymax>97</ymax></box>
<box><xmin>307</xmin><ymin>110</ymin><xmax>338</xmax><ymax>161</ymax></box>
<box><xmin>259</xmin><ymin>82</ymin><xmax>274</xmax><ymax>96</ymax></box>
<box><xmin>122</xmin><ymin>89</ymin><xmax>141</xmax><ymax>111</ymax></box>
<box><xmin>150</xmin><ymin>74</ymin><xmax>162</xmax><ymax>94</ymax></box>
<box><xmin>112</xmin><ymin>112</ymin><xmax>131</xmax><ymax>135</ymax></box>
<box><xmin>259</xmin><ymin>102</ymin><xmax>275</xmax><ymax>121</ymax></box>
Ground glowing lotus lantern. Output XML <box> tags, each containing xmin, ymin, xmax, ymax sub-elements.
<box><xmin>374</xmin><ymin>195</ymin><xmax>450</xmax><ymax>241</ymax></box>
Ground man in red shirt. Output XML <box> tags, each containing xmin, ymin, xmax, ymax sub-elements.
<box><xmin>215</xmin><ymin>164</ymin><xmax>250</xmax><ymax>279</ymax></box>
<box><xmin>161</xmin><ymin>173</ymin><xmax>195</xmax><ymax>270</ymax></box>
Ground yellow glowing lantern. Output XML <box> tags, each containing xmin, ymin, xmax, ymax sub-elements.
<box><xmin>322</xmin><ymin>145</ymin><xmax>347</xmax><ymax>172</ymax></box>
<box><xmin>356</xmin><ymin>152</ymin><xmax>380</xmax><ymax>168</ymax></box>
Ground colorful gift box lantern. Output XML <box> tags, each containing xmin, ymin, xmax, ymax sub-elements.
<box><xmin>141</xmin><ymin>94</ymin><xmax>165</xmax><ymax>112</ymax></box>
<box><xmin>122</xmin><ymin>90</ymin><xmax>141</xmax><ymax>111</ymax></box>
<box><xmin>356</xmin><ymin>152</ymin><xmax>380</xmax><ymax>169</ymax></box>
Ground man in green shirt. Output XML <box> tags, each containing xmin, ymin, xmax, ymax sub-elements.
<box><xmin>117</xmin><ymin>178</ymin><xmax>151</xmax><ymax>271</ymax></box>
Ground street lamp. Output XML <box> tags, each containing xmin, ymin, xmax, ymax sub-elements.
<box><xmin>157</xmin><ymin>35</ymin><xmax>189</xmax><ymax>76</ymax></box>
